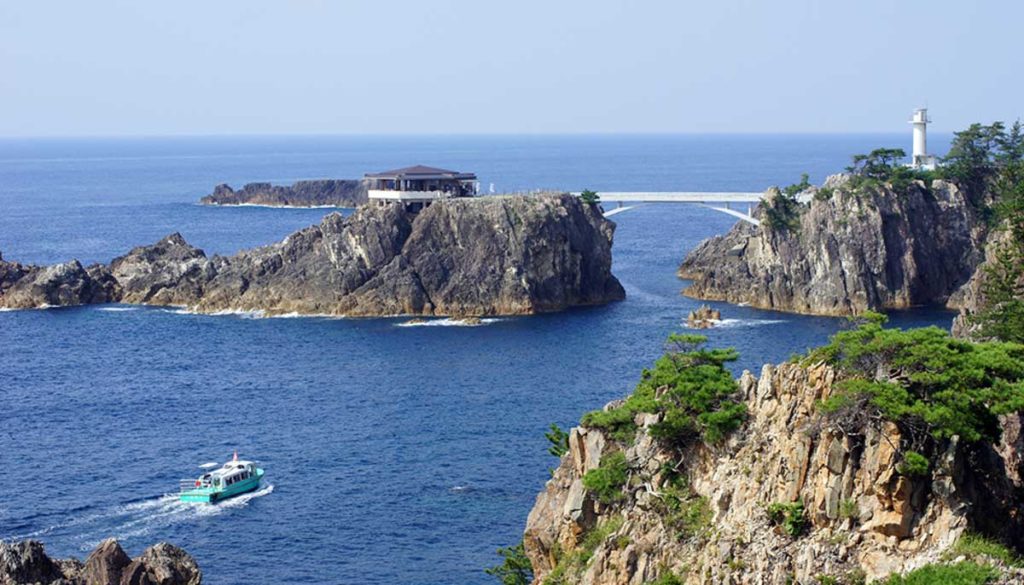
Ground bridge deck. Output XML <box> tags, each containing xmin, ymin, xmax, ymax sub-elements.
<box><xmin>593</xmin><ymin>192</ymin><xmax>763</xmax><ymax>203</ymax></box>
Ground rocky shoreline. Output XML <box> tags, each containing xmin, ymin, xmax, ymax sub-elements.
<box><xmin>0</xmin><ymin>538</ymin><xmax>200</xmax><ymax>585</ymax></box>
<box><xmin>199</xmin><ymin>179</ymin><xmax>367</xmax><ymax>208</ymax></box>
<box><xmin>0</xmin><ymin>194</ymin><xmax>625</xmax><ymax>317</ymax></box>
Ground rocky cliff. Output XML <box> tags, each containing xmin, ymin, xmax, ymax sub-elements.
<box><xmin>523</xmin><ymin>362</ymin><xmax>1024</xmax><ymax>585</ymax></box>
<box><xmin>950</xmin><ymin>226</ymin><xmax>1021</xmax><ymax>340</ymax></box>
<box><xmin>0</xmin><ymin>538</ymin><xmax>200</xmax><ymax>585</ymax></box>
<box><xmin>1</xmin><ymin>195</ymin><xmax>625</xmax><ymax>317</ymax></box>
<box><xmin>679</xmin><ymin>178</ymin><xmax>989</xmax><ymax>316</ymax></box>
<box><xmin>199</xmin><ymin>179</ymin><xmax>368</xmax><ymax>207</ymax></box>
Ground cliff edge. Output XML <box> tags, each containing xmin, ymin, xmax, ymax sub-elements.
<box><xmin>0</xmin><ymin>538</ymin><xmax>201</xmax><ymax>585</ymax></box>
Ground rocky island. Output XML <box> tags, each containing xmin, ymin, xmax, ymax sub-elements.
<box><xmin>681</xmin><ymin>124</ymin><xmax>1024</xmax><ymax>331</ymax></box>
<box><xmin>0</xmin><ymin>538</ymin><xmax>201</xmax><ymax>585</ymax></box>
<box><xmin>199</xmin><ymin>179</ymin><xmax>368</xmax><ymax>208</ymax></box>
<box><xmin>0</xmin><ymin>194</ymin><xmax>625</xmax><ymax>317</ymax></box>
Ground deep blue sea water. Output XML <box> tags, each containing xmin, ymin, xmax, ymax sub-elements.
<box><xmin>0</xmin><ymin>135</ymin><xmax>954</xmax><ymax>584</ymax></box>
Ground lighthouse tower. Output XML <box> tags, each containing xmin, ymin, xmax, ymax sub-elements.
<box><xmin>909</xmin><ymin>108</ymin><xmax>937</xmax><ymax>170</ymax></box>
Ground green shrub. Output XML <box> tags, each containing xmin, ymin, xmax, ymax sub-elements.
<box><xmin>485</xmin><ymin>541</ymin><xmax>533</xmax><ymax>585</ymax></box>
<box><xmin>839</xmin><ymin>498</ymin><xmax>859</xmax><ymax>521</ymax></box>
<box><xmin>582</xmin><ymin>334</ymin><xmax>746</xmax><ymax>448</ymax></box>
<box><xmin>579</xmin><ymin>189</ymin><xmax>600</xmax><ymax>205</ymax></box>
<box><xmin>545</xmin><ymin>423</ymin><xmax>569</xmax><ymax>458</ymax></box>
<box><xmin>766</xmin><ymin>501</ymin><xmax>807</xmax><ymax>538</ymax></box>
<box><xmin>582</xmin><ymin>451</ymin><xmax>629</xmax><ymax>504</ymax></box>
<box><xmin>897</xmin><ymin>451</ymin><xmax>930</xmax><ymax>477</ymax></box>
<box><xmin>949</xmin><ymin>532</ymin><xmax>1022</xmax><ymax>567</ymax></box>
<box><xmin>645</xmin><ymin>571</ymin><xmax>685</xmax><ymax>585</ymax></box>
<box><xmin>763</xmin><ymin>189</ymin><xmax>803</xmax><ymax>232</ymax></box>
<box><xmin>543</xmin><ymin>517</ymin><xmax>623</xmax><ymax>584</ymax></box>
<box><xmin>808</xmin><ymin>312</ymin><xmax>1024</xmax><ymax>444</ymax></box>
<box><xmin>881</xmin><ymin>561</ymin><xmax>997</xmax><ymax>585</ymax></box>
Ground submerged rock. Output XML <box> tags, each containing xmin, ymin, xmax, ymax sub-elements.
<box><xmin>0</xmin><ymin>539</ymin><xmax>201</xmax><ymax>585</ymax></box>
<box><xmin>679</xmin><ymin>178</ymin><xmax>988</xmax><ymax>316</ymax></box>
<box><xmin>200</xmin><ymin>179</ymin><xmax>368</xmax><ymax>208</ymax></box>
<box><xmin>686</xmin><ymin>304</ymin><xmax>721</xmax><ymax>329</ymax></box>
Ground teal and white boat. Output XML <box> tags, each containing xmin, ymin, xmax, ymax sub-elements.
<box><xmin>179</xmin><ymin>453</ymin><xmax>264</xmax><ymax>503</ymax></box>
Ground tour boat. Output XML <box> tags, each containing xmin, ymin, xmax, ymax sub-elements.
<box><xmin>179</xmin><ymin>453</ymin><xmax>264</xmax><ymax>503</ymax></box>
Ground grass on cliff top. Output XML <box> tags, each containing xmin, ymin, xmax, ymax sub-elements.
<box><xmin>880</xmin><ymin>561</ymin><xmax>998</xmax><ymax>585</ymax></box>
<box><xmin>808</xmin><ymin>312</ymin><xmax>1024</xmax><ymax>444</ymax></box>
<box><xmin>581</xmin><ymin>333</ymin><xmax>746</xmax><ymax>448</ymax></box>
<box><xmin>947</xmin><ymin>533</ymin><xmax>1023</xmax><ymax>568</ymax></box>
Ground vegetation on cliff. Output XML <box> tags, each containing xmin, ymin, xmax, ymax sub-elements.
<box><xmin>580</xmin><ymin>333</ymin><xmax>746</xmax><ymax>448</ymax></box>
<box><xmin>809</xmin><ymin>312</ymin><xmax>1024</xmax><ymax>445</ymax></box>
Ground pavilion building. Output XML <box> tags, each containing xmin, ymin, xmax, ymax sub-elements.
<box><xmin>365</xmin><ymin>165</ymin><xmax>479</xmax><ymax>211</ymax></box>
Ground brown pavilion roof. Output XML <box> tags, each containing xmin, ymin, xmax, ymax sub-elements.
<box><xmin>365</xmin><ymin>165</ymin><xmax>476</xmax><ymax>180</ymax></box>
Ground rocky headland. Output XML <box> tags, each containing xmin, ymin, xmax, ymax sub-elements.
<box><xmin>0</xmin><ymin>194</ymin><xmax>625</xmax><ymax>317</ymax></box>
<box><xmin>199</xmin><ymin>179</ymin><xmax>367</xmax><ymax>208</ymax></box>
<box><xmin>679</xmin><ymin>176</ymin><xmax>989</xmax><ymax>317</ymax></box>
<box><xmin>520</xmin><ymin>332</ymin><xmax>1024</xmax><ymax>584</ymax></box>
<box><xmin>0</xmin><ymin>538</ymin><xmax>200</xmax><ymax>585</ymax></box>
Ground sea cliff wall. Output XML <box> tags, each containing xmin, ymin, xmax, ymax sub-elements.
<box><xmin>679</xmin><ymin>178</ymin><xmax>988</xmax><ymax>316</ymax></box>
<box><xmin>523</xmin><ymin>362</ymin><xmax>1024</xmax><ymax>585</ymax></box>
<box><xmin>0</xmin><ymin>195</ymin><xmax>625</xmax><ymax>317</ymax></box>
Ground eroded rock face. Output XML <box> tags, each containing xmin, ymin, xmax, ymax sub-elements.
<box><xmin>679</xmin><ymin>179</ymin><xmax>988</xmax><ymax>316</ymax></box>
<box><xmin>523</xmin><ymin>362</ymin><xmax>1024</xmax><ymax>585</ymax></box>
<box><xmin>0</xmin><ymin>195</ymin><xmax>624</xmax><ymax>317</ymax></box>
<box><xmin>950</xmin><ymin>226</ymin><xmax>1021</xmax><ymax>339</ymax></box>
<box><xmin>0</xmin><ymin>539</ymin><xmax>200</xmax><ymax>585</ymax></box>
<box><xmin>0</xmin><ymin>256</ymin><xmax>119</xmax><ymax>310</ymax></box>
<box><xmin>199</xmin><ymin>179</ymin><xmax>368</xmax><ymax>208</ymax></box>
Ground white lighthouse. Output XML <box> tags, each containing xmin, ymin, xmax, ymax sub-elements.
<box><xmin>909</xmin><ymin>108</ymin><xmax>937</xmax><ymax>170</ymax></box>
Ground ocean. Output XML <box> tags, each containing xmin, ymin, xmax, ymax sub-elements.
<box><xmin>0</xmin><ymin>134</ymin><xmax>954</xmax><ymax>584</ymax></box>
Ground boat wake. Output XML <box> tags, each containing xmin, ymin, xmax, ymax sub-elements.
<box><xmin>395</xmin><ymin>318</ymin><xmax>500</xmax><ymax>327</ymax></box>
<box><xmin>5</xmin><ymin>485</ymin><xmax>274</xmax><ymax>552</ymax></box>
<box><xmin>714</xmin><ymin>318</ymin><xmax>786</xmax><ymax>328</ymax></box>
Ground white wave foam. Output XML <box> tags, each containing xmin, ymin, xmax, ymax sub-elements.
<box><xmin>715</xmin><ymin>318</ymin><xmax>786</xmax><ymax>328</ymax></box>
<box><xmin>396</xmin><ymin>318</ymin><xmax>499</xmax><ymax>328</ymax></box>
<box><xmin>97</xmin><ymin>306</ymin><xmax>137</xmax><ymax>312</ymax></box>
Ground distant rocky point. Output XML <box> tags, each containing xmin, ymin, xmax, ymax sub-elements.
<box><xmin>0</xmin><ymin>194</ymin><xmax>625</xmax><ymax>317</ymax></box>
<box><xmin>200</xmin><ymin>179</ymin><xmax>368</xmax><ymax>208</ymax></box>
<box><xmin>0</xmin><ymin>538</ymin><xmax>201</xmax><ymax>585</ymax></box>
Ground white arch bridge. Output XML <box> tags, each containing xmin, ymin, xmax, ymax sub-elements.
<box><xmin>574</xmin><ymin>191</ymin><xmax>766</xmax><ymax>225</ymax></box>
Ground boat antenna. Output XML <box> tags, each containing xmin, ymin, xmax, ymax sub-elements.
<box><xmin>233</xmin><ymin>450</ymin><xmax>238</xmax><ymax>462</ymax></box>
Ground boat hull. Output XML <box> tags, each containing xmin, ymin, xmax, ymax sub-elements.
<box><xmin>180</xmin><ymin>468</ymin><xmax>264</xmax><ymax>503</ymax></box>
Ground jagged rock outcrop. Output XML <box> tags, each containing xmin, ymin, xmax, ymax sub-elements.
<box><xmin>686</xmin><ymin>304</ymin><xmax>721</xmax><ymax>329</ymax></box>
<box><xmin>524</xmin><ymin>362</ymin><xmax>1024</xmax><ymax>585</ymax></box>
<box><xmin>0</xmin><ymin>538</ymin><xmax>200</xmax><ymax>585</ymax></box>
<box><xmin>0</xmin><ymin>195</ymin><xmax>625</xmax><ymax>317</ymax></box>
<box><xmin>0</xmin><ymin>253</ymin><xmax>119</xmax><ymax>310</ymax></box>
<box><xmin>199</xmin><ymin>179</ymin><xmax>367</xmax><ymax>207</ymax></box>
<box><xmin>679</xmin><ymin>178</ymin><xmax>988</xmax><ymax>316</ymax></box>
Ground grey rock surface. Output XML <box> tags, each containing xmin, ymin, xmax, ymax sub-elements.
<box><xmin>200</xmin><ymin>179</ymin><xmax>368</xmax><ymax>208</ymax></box>
<box><xmin>1</xmin><ymin>195</ymin><xmax>624</xmax><ymax>317</ymax></box>
<box><xmin>679</xmin><ymin>179</ymin><xmax>988</xmax><ymax>316</ymax></box>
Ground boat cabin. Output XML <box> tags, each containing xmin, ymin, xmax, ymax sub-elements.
<box><xmin>365</xmin><ymin>165</ymin><xmax>478</xmax><ymax>212</ymax></box>
<box><xmin>195</xmin><ymin>460</ymin><xmax>258</xmax><ymax>489</ymax></box>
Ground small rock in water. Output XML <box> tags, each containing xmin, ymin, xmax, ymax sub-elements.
<box><xmin>0</xmin><ymin>538</ymin><xmax>201</xmax><ymax>585</ymax></box>
<box><xmin>456</xmin><ymin>317</ymin><xmax>482</xmax><ymax>326</ymax></box>
<box><xmin>686</xmin><ymin>304</ymin><xmax>721</xmax><ymax>329</ymax></box>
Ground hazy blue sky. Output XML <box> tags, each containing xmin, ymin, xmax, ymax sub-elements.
<box><xmin>2</xmin><ymin>1</ymin><xmax>1021</xmax><ymax>137</ymax></box>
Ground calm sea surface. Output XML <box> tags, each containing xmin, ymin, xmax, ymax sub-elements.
<box><xmin>0</xmin><ymin>135</ymin><xmax>953</xmax><ymax>584</ymax></box>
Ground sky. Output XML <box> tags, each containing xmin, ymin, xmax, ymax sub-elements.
<box><xmin>1</xmin><ymin>0</ymin><xmax>1022</xmax><ymax>137</ymax></box>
